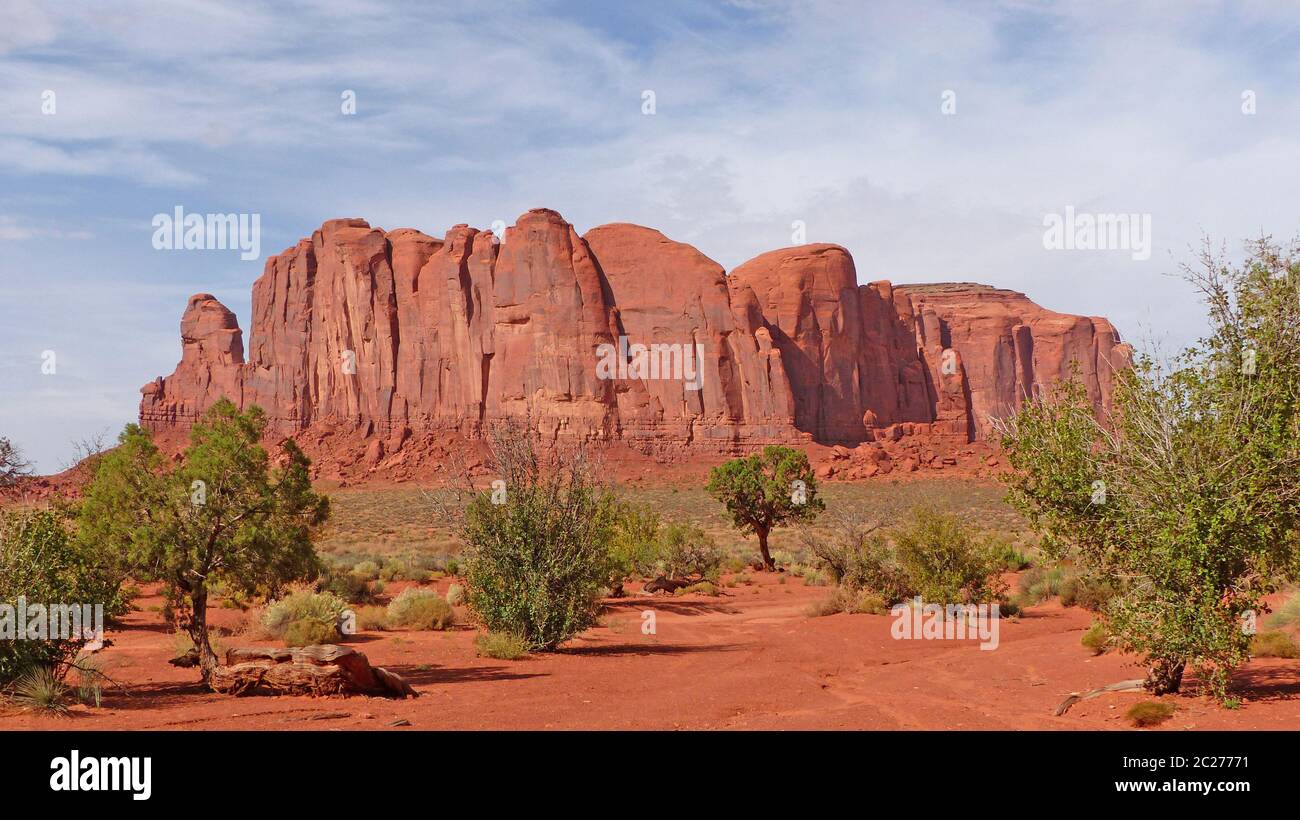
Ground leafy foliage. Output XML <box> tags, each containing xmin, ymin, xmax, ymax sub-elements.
<box><xmin>262</xmin><ymin>584</ymin><xmax>347</xmax><ymax>640</ymax></box>
<box><xmin>386</xmin><ymin>587</ymin><xmax>456</xmax><ymax>630</ymax></box>
<box><xmin>461</xmin><ymin>421</ymin><xmax>617</xmax><ymax>651</ymax></box>
<box><xmin>656</xmin><ymin>522</ymin><xmax>723</xmax><ymax>581</ymax></box>
<box><xmin>76</xmin><ymin>400</ymin><xmax>330</xmax><ymax>680</ymax></box>
<box><xmin>802</xmin><ymin>507</ymin><xmax>1008</xmax><ymax>607</ymax></box>
<box><xmin>0</xmin><ymin>510</ymin><xmax>122</xmax><ymax>687</ymax></box>
<box><xmin>995</xmin><ymin>237</ymin><xmax>1300</xmax><ymax>696</ymax></box>
<box><xmin>608</xmin><ymin>501</ymin><xmax>662</xmax><ymax>580</ymax></box>
<box><xmin>706</xmin><ymin>446</ymin><xmax>824</xmax><ymax>568</ymax></box>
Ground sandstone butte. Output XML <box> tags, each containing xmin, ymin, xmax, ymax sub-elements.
<box><xmin>139</xmin><ymin>208</ymin><xmax>1131</xmax><ymax>480</ymax></box>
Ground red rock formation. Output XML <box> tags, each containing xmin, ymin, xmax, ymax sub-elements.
<box><xmin>140</xmin><ymin>209</ymin><xmax>1130</xmax><ymax>473</ymax></box>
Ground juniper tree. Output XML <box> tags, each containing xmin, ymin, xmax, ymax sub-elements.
<box><xmin>706</xmin><ymin>445</ymin><xmax>824</xmax><ymax>569</ymax></box>
<box><xmin>77</xmin><ymin>400</ymin><xmax>329</xmax><ymax>680</ymax></box>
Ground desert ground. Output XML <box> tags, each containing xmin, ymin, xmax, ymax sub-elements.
<box><xmin>3</xmin><ymin>477</ymin><xmax>1298</xmax><ymax>731</ymax></box>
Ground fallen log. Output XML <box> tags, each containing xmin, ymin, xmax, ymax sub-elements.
<box><xmin>210</xmin><ymin>645</ymin><xmax>418</xmax><ymax>699</ymax></box>
<box><xmin>1054</xmin><ymin>679</ymin><xmax>1145</xmax><ymax>716</ymax></box>
<box><xmin>642</xmin><ymin>575</ymin><xmax>694</xmax><ymax>594</ymax></box>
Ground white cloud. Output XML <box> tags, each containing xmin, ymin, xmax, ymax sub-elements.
<box><xmin>4</xmin><ymin>0</ymin><xmax>1300</xmax><ymax>471</ymax></box>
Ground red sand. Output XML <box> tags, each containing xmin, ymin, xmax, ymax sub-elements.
<box><xmin>4</xmin><ymin>574</ymin><xmax>1297</xmax><ymax>730</ymax></box>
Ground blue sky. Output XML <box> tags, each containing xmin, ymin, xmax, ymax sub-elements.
<box><xmin>3</xmin><ymin>0</ymin><xmax>1300</xmax><ymax>472</ymax></box>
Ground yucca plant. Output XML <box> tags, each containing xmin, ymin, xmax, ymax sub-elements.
<box><xmin>13</xmin><ymin>666</ymin><xmax>70</xmax><ymax>715</ymax></box>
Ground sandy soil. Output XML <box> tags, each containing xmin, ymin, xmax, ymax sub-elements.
<box><xmin>3</xmin><ymin>574</ymin><xmax>1298</xmax><ymax>731</ymax></box>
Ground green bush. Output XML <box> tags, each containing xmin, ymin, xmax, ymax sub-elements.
<box><xmin>475</xmin><ymin>631</ymin><xmax>528</xmax><ymax>660</ymax></box>
<box><xmin>1251</xmin><ymin>630</ymin><xmax>1300</xmax><ymax>659</ymax></box>
<box><xmin>989</xmin><ymin>536</ymin><xmax>1033</xmax><ymax>570</ymax></box>
<box><xmin>262</xmin><ymin>584</ymin><xmax>347</xmax><ymax>641</ymax></box>
<box><xmin>352</xmin><ymin>560</ymin><xmax>380</xmax><ymax>580</ymax></box>
<box><xmin>1017</xmin><ymin>565</ymin><xmax>1069</xmax><ymax>606</ymax></box>
<box><xmin>386</xmin><ymin>587</ymin><xmax>455</xmax><ymax>630</ymax></box>
<box><xmin>673</xmin><ymin>581</ymin><xmax>720</xmax><ymax>597</ymax></box>
<box><xmin>322</xmin><ymin>568</ymin><xmax>377</xmax><ymax>604</ymax></box>
<box><xmin>996</xmin><ymin>238</ymin><xmax>1300</xmax><ymax>698</ymax></box>
<box><xmin>0</xmin><ymin>510</ymin><xmax>122</xmax><ymax>687</ymax></box>
<box><xmin>658</xmin><ymin>523</ymin><xmax>722</xmax><ymax>581</ymax></box>
<box><xmin>1081</xmin><ymin>621</ymin><xmax>1111</xmax><ymax>655</ymax></box>
<box><xmin>445</xmin><ymin>583</ymin><xmax>466</xmax><ymax>607</ymax></box>
<box><xmin>802</xmin><ymin>509</ymin><xmax>1010</xmax><ymax>614</ymax></box>
<box><xmin>1267</xmin><ymin>591</ymin><xmax>1300</xmax><ymax>629</ymax></box>
<box><xmin>353</xmin><ymin>605</ymin><xmax>389</xmax><ymax>631</ymax></box>
<box><xmin>282</xmin><ymin>618</ymin><xmax>340</xmax><ymax>647</ymax></box>
<box><xmin>461</xmin><ymin>422</ymin><xmax>616</xmax><ymax>651</ymax></box>
<box><xmin>802</xmin><ymin>516</ymin><xmax>912</xmax><ymax>604</ymax></box>
<box><xmin>609</xmin><ymin>502</ymin><xmax>661</xmax><ymax>579</ymax></box>
<box><xmin>892</xmin><ymin>508</ymin><xmax>1006</xmax><ymax>605</ymax></box>
<box><xmin>807</xmin><ymin>587</ymin><xmax>890</xmax><ymax>617</ymax></box>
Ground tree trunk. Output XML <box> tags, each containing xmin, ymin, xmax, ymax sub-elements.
<box><xmin>188</xmin><ymin>584</ymin><xmax>218</xmax><ymax>683</ymax></box>
<box><xmin>1145</xmin><ymin>658</ymin><xmax>1185</xmax><ymax>694</ymax></box>
<box><xmin>757</xmin><ymin>528</ymin><xmax>774</xmax><ymax>570</ymax></box>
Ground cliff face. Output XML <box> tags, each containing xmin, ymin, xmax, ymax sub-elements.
<box><xmin>140</xmin><ymin>208</ymin><xmax>1131</xmax><ymax>461</ymax></box>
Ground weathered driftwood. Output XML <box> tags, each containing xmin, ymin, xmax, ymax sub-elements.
<box><xmin>210</xmin><ymin>645</ymin><xmax>418</xmax><ymax>699</ymax></box>
<box><xmin>1054</xmin><ymin>679</ymin><xmax>1145</xmax><ymax>716</ymax></box>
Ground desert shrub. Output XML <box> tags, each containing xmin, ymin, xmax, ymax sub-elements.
<box><xmin>475</xmin><ymin>631</ymin><xmax>529</xmax><ymax>660</ymax></box>
<box><xmin>323</xmin><ymin>568</ymin><xmax>378</xmax><ymax>604</ymax></box>
<box><xmin>282</xmin><ymin>618</ymin><xmax>340</xmax><ymax>647</ymax></box>
<box><xmin>446</xmin><ymin>583</ymin><xmax>466</xmax><ymax>606</ymax></box>
<box><xmin>609</xmin><ymin>501</ymin><xmax>661</xmax><ymax>579</ymax></box>
<box><xmin>801</xmin><ymin>514</ymin><xmax>911</xmax><ymax>603</ymax></box>
<box><xmin>351</xmin><ymin>560</ymin><xmax>380</xmax><ymax>580</ymax></box>
<box><xmin>1017</xmin><ymin>565</ymin><xmax>1069</xmax><ymax>606</ymax></box>
<box><xmin>1081</xmin><ymin>621</ymin><xmax>1111</xmax><ymax>655</ymax></box>
<box><xmin>1126</xmin><ymin>701</ymin><xmax>1175</xmax><ymax>728</ymax></box>
<box><xmin>806</xmin><ymin>593</ymin><xmax>847</xmax><ymax>618</ymax></box>
<box><xmin>1251</xmin><ymin>629</ymin><xmax>1300</xmax><ymax>659</ymax></box>
<box><xmin>1065</xmin><ymin>575</ymin><xmax>1118</xmax><ymax>611</ymax></box>
<box><xmin>987</xmin><ymin>535</ymin><xmax>1033</xmax><ymax>570</ymax></box>
<box><xmin>0</xmin><ymin>509</ymin><xmax>122</xmax><ymax>687</ymax></box>
<box><xmin>996</xmin><ymin>238</ymin><xmax>1300</xmax><ymax>697</ymax></box>
<box><xmin>673</xmin><ymin>580</ymin><xmax>720</xmax><ymax>597</ymax></box>
<box><xmin>12</xmin><ymin>666</ymin><xmax>69</xmax><ymax>715</ymax></box>
<box><xmin>70</xmin><ymin>652</ymin><xmax>105</xmax><ymax>708</ymax></box>
<box><xmin>892</xmin><ymin>508</ymin><xmax>1006</xmax><ymax>605</ymax></box>
<box><xmin>722</xmin><ymin>556</ymin><xmax>748</xmax><ymax>574</ymax></box>
<box><xmin>803</xmin><ymin>509</ymin><xmax>1010</xmax><ymax>612</ymax></box>
<box><xmin>1267</xmin><ymin>590</ymin><xmax>1300</xmax><ymax>629</ymax></box>
<box><xmin>262</xmin><ymin>584</ymin><xmax>347</xmax><ymax>640</ymax></box>
<box><xmin>386</xmin><ymin>587</ymin><xmax>455</xmax><ymax>630</ymax></box>
<box><xmin>807</xmin><ymin>587</ymin><xmax>890</xmax><ymax>617</ymax></box>
<box><xmin>353</xmin><ymin>605</ymin><xmax>389</xmax><ymax>631</ymax></box>
<box><xmin>379</xmin><ymin>560</ymin><xmax>404</xmax><ymax>582</ymax></box>
<box><xmin>461</xmin><ymin>420</ymin><xmax>616</xmax><ymax>651</ymax></box>
<box><xmin>657</xmin><ymin>523</ymin><xmax>722</xmax><ymax>581</ymax></box>
<box><xmin>855</xmin><ymin>591</ymin><xmax>890</xmax><ymax>615</ymax></box>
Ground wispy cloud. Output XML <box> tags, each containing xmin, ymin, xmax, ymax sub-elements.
<box><xmin>3</xmin><ymin>0</ymin><xmax>1300</xmax><ymax>470</ymax></box>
